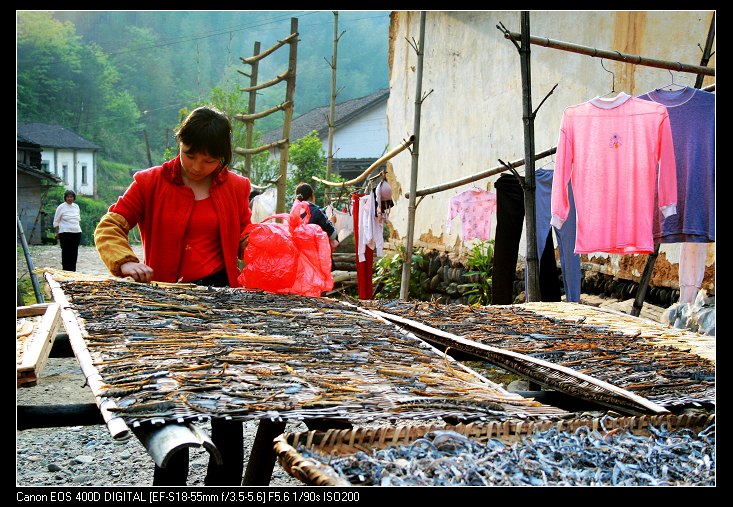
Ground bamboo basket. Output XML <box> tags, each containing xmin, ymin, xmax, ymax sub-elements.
<box><xmin>273</xmin><ymin>413</ymin><xmax>716</xmax><ymax>486</ymax></box>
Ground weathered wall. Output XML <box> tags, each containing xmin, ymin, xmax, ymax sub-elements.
<box><xmin>384</xmin><ymin>11</ymin><xmax>715</xmax><ymax>292</ymax></box>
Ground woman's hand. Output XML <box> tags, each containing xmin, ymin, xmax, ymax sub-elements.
<box><xmin>329</xmin><ymin>238</ymin><xmax>340</xmax><ymax>251</ymax></box>
<box><xmin>120</xmin><ymin>261</ymin><xmax>155</xmax><ymax>283</ymax></box>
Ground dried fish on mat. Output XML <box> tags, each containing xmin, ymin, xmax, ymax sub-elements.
<box><xmin>44</xmin><ymin>273</ymin><xmax>571</xmax><ymax>432</ymax></box>
<box><xmin>277</xmin><ymin>415</ymin><xmax>715</xmax><ymax>486</ymax></box>
<box><xmin>360</xmin><ymin>300</ymin><xmax>715</xmax><ymax>412</ymax></box>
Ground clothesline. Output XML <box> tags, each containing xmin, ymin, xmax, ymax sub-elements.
<box><xmin>502</xmin><ymin>31</ymin><xmax>715</xmax><ymax>77</ymax></box>
<box><xmin>405</xmin><ymin>146</ymin><xmax>556</xmax><ymax>200</ymax></box>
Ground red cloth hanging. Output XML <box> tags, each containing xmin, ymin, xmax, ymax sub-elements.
<box><xmin>351</xmin><ymin>193</ymin><xmax>374</xmax><ymax>299</ymax></box>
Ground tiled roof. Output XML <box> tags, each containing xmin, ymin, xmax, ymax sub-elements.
<box><xmin>263</xmin><ymin>88</ymin><xmax>388</xmax><ymax>145</ymax></box>
<box><xmin>17</xmin><ymin>123</ymin><xmax>102</xmax><ymax>150</ymax></box>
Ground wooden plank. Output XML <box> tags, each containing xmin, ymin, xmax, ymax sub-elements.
<box><xmin>17</xmin><ymin>303</ymin><xmax>60</xmax><ymax>388</ymax></box>
<box><xmin>16</xmin><ymin>303</ymin><xmax>51</xmax><ymax>318</ymax></box>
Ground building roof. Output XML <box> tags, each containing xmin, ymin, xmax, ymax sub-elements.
<box><xmin>17</xmin><ymin>123</ymin><xmax>102</xmax><ymax>151</ymax></box>
<box><xmin>263</xmin><ymin>88</ymin><xmax>389</xmax><ymax>145</ymax></box>
<box><xmin>17</xmin><ymin>162</ymin><xmax>62</xmax><ymax>183</ymax></box>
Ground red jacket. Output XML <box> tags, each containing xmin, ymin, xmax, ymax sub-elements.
<box><xmin>104</xmin><ymin>156</ymin><xmax>252</xmax><ymax>287</ymax></box>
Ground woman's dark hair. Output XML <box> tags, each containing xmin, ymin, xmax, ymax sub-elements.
<box><xmin>295</xmin><ymin>182</ymin><xmax>314</xmax><ymax>201</ymax></box>
<box><xmin>175</xmin><ymin>106</ymin><xmax>232</xmax><ymax>170</ymax></box>
<box><xmin>63</xmin><ymin>189</ymin><xmax>76</xmax><ymax>200</ymax></box>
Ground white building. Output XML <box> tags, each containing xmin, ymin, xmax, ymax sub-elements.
<box><xmin>17</xmin><ymin>123</ymin><xmax>101</xmax><ymax>198</ymax></box>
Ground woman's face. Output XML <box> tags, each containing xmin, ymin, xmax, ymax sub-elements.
<box><xmin>65</xmin><ymin>194</ymin><xmax>75</xmax><ymax>204</ymax></box>
<box><xmin>179</xmin><ymin>143</ymin><xmax>221</xmax><ymax>181</ymax></box>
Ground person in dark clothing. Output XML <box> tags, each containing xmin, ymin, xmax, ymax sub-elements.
<box><xmin>294</xmin><ymin>182</ymin><xmax>340</xmax><ymax>252</ymax></box>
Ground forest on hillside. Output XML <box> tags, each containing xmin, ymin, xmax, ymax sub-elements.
<box><xmin>17</xmin><ymin>10</ymin><xmax>390</xmax><ymax>186</ymax></box>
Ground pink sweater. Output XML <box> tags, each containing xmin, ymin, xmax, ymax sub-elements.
<box><xmin>550</xmin><ymin>93</ymin><xmax>677</xmax><ymax>254</ymax></box>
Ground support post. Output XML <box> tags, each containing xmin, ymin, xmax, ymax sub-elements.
<box><xmin>399</xmin><ymin>11</ymin><xmax>427</xmax><ymax>301</ymax></box>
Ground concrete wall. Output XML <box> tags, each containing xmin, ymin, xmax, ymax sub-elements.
<box><xmin>384</xmin><ymin>11</ymin><xmax>715</xmax><ymax>292</ymax></box>
<box><xmin>326</xmin><ymin>101</ymin><xmax>388</xmax><ymax>158</ymax></box>
<box><xmin>42</xmin><ymin>148</ymin><xmax>96</xmax><ymax>197</ymax></box>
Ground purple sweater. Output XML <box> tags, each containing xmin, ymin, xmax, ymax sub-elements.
<box><xmin>638</xmin><ymin>87</ymin><xmax>715</xmax><ymax>243</ymax></box>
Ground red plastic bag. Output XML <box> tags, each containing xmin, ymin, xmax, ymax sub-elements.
<box><xmin>289</xmin><ymin>201</ymin><xmax>334</xmax><ymax>297</ymax></box>
<box><xmin>238</xmin><ymin>213</ymin><xmax>298</xmax><ymax>293</ymax></box>
<box><xmin>238</xmin><ymin>203</ymin><xmax>334</xmax><ymax>297</ymax></box>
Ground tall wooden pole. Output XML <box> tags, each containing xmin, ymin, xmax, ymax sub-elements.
<box><xmin>276</xmin><ymin>18</ymin><xmax>298</xmax><ymax>214</ymax></box>
<box><xmin>519</xmin><ymin>11</ymin><xmax>540</xmax><ymax>302</ymax></box>
<box><xmin>399</xmin><ymin>11</ymin><xmax>426</xmax><ymax>301</ymax></box>
<box><xmin>325</xmin><ymin>11</ymin><xmax>339</xmax><ymax>193</ymax></box>
<box><xmin>244</xmin><ymin>41</ymin><xmax>261</xmax><ymax>177</ymax></box>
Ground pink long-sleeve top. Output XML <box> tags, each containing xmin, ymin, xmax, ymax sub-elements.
<box><xmin>550</xmin><ymin>93</ymin><xmax>677</xmax><ymax>254</ymax></box>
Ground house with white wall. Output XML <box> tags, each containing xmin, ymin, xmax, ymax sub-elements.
<box><xmin>383</xmin><ymin>11</ymin><xmax>715</xmax><ymax>294</ymax></box>
<box><xmin>262</xmin><ymin>88</ymin><xmax>389</xmax><ymax>181</ymax></box>
<box><xmin>17</xmin><ymin>123</ymin><xmax>101</xmax><ymax>198</ymax></box>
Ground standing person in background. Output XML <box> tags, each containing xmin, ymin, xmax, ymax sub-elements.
<box><xmin>94</xmin><ymin>106</ymin><xmax>252</xmax><ymax>486</ymax></box>
<box><xmin>295</xmin><ymin>182</ymin><xmax>340</xmax><ymax>252</ymax></box>
<box><xmin>53</xmin><ymin>189</ymin><xmax>82</xmax><ymax>271</ymax></box>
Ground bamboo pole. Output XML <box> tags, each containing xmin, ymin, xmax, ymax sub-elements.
<box><xmin>503</xmin><ymin>31</ymin><xmax>715</xmax><ymax>77</ymax></box>
<box><xmin>276</xmin><ymin>18</ymin><xmax>299</xmax><ymax>214</ymax></box>
<box><xmin>695</xmin><ymin>12</ymin><xmax>715</xmax><ymax>89</ymax></box>
<box><xmin>312</xmin><ymin>135</ymin><xmax>415</xmax><ymax>187</ymax></box>
<box><xmin>325</xmin><ymin>11</ymin><xmax>341</xmax><ymax>190</ymax></box>
<box><xmin>519</xmin><ymin>12</ymin><xmax>540</xmax><ymax>303</ymax></box>
<box><xmin>400</xmin><ymin>11</ymin><xmax>427</xmax><ymax>301</ymax></box>
<box><xmin>240</xmin><ymin>33</ymin><xmax>298</xmax><ymax>64</ymax></box>
<box><xmin>17</xmin><ymin>215</ymin><xmax>44</xmax><ymax>304</ymax></box>
<box><xmin>405</xmin><ymin>146</ymin><xmax>556</xmax><ymax>199</ymax></box>
<box><xmin>243</xmin><ymin>41</ymin><xmax>260</xmax><ymax>176</ymax></box>
<box><xmin>241</xmin><ymin>70</ymin><xmax>287</xmax><ymax>93</ymax></box>
<box><xmin>235</xmin><ymin>101</ymin><xmax>291</xmax><ymax>122</ymax></box>
<box><xmin>235</xmin><ymin>138</ymin><xmax>287</xmax><ymax>156</ymax></box>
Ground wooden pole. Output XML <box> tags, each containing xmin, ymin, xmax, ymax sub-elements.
<box><xmin>405</xmin><ymin>146</ymin><xmax>556</xmax><ymax>198</ymax></box>
<box><xmin>17</xmin><ymin>215</ymin><xmax>44</xmax><ymax>304</ymax></box>
<box><xmin>400</xmin><ymin>11</ymin><xmax>427</xmax><ymax>301</ymax></box>
<box><xmin>325</xmin><ymin>11</ymin><xmax>340</xmax><ymax>191</ymax></box>
<box><xmin>695</xmin><ymin>12</ymin><xmax>715</xmax><ymax>89</ymax></box>
<box><xmin>519</xmin><ymin>11</ymin><xmax>540</xmax><ymax>303</ymax></box>
<box><xmin>276</xmin><ymin>18</ymin><xmax>298</xmax><ymax>214</ymax></box>
<box><xmin>244</xmin><ymin>41</ymin><xmax>260</xmax><ymax>177</ymax></box>
<box><xmin>503</xmin><ymin>31</ymin><xmax>715</xmax><ymax>77</ymax></box>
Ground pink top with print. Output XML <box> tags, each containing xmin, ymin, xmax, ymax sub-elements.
<box><xmin>446</xmin><ymin>188</ymin><xmax>497</xmax><ymax>241</ymax></box>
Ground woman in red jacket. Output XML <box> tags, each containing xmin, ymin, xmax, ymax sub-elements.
<box><xmin>95</xmin><ymin>106</ymin><xmax>251</xmax><ymax>486</ymax></box>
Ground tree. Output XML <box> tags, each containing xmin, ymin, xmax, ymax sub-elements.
<box><xmin>286</xmin><ymin>130</ymin><xmax>335</xmax><ymax>205</ymax></box>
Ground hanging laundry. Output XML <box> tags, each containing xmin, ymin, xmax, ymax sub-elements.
<box><xmin>375</xmin><ymin>179</ymin><xmax>395</xmax><ymax>225</ymax></box>
<box><xmin>637</xmin><ymin>86</ymin><xmax>715</xmax><ymax>244</ymax></box>
<box><xmin>324</xmin><ymin>204</ymin><xmax>354</xmax><ymax>242</ymax></box>
<box><xmin>532</xmin><ymin>168</ymin><xmax>582</xmax><ymax>302</ymax></box>
<box><xmin>446</xmin><ymin>187</ymin><xmax>497</xmax><ymax>241</ymax></box>
<box><xmin>551</xmin><ymin>92</ymin><xmax>677</xmax><ymax>254</ymax></box>
<box><xmin>250</xmin><ymin>186</ymin><xmax>277</xmax><ymax>224</ymax></box>
<box><xmin>351</xmin><ymin>193</ymin><xmax>374</xmax><ymax>300</ymax></box>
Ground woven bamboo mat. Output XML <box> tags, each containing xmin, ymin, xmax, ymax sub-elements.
<box><xmin>42</xmin><ymin>271</ymin><xmax>571</xmax><ymax>431</ymax></box>
<box><xmin>274</xmin><ymin>413</ymin><xmax>715</xmax><ymax>486</ymax></box>
<box><xmin>359</xmin><ymin>300</ymin><xmax>715</xmax><ymax>411</ymax></box>
<box><xmin>521</xmin><ymin>301</ymin><xmax>715</xmax><ymax>362</ymax></box>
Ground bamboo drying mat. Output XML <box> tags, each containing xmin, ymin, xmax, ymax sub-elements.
<box><xmin>41</xmin><ymin>270</ymin><xmax>571</xmax><ymax>432</ymax></box>
<box><xmin>16</xmin><ymin>303</ymin><xmax>61</xmax><ymax>388</ymax></box>
<box><xmin>521</xmin><ymin>301</ymin><xmax>715</xmax><ymax>362</ymax></box>
<box><xmin>359</xmin><ymin>300</ymin><xmax>715</xmax><ymax>411</ymax></box>
<box><xmin>274</xmin><ymin>413</ymin><xmax>716</xmax><ymax>486</ymax></box>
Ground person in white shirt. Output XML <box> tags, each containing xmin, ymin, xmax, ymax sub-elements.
<box><xmin>53</xmin><ymin>189</ymin><xmax>82</xmax><ymax>271</ymax></box>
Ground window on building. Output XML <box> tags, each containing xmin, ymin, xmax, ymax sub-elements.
<box><xmin>41</xmin><ymin>161</ymin><xmax>50</xmax><ymax>173</ymax></box>
<box><xmin>62</xmin><ymin>164</ymin><xmax>68</xmax><ymax>184</ymax></box>
<box><xmin>81</xmin><ymin>164</ymin><xmax>88</xmax><ymax>185</ymax></box>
